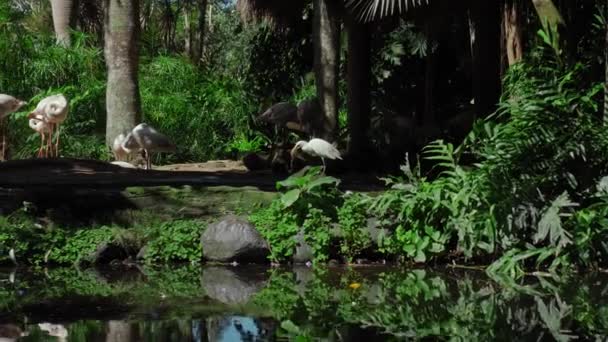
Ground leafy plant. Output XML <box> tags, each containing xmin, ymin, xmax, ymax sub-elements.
<box><xmin>143</xmin><ymin>220</ymin><xmax>204</xmax><ymax>263</ymax></box>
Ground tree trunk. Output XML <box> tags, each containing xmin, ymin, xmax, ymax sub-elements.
<box><xmin>346</xmin><ymin>15</ymin><xmax>371</xmax><ymax>163</ymax></box>
<box><xmin>184</xmin><ymin>2</ymin><xmax>192</xmax><ymax>57</ymax></box>
<box><xmin>503</xmin><ymin>0</ymin><xmax>523</xmax><ymax>67</ymax></box>
<box><xmin>468</xmin><ymin>0</ymin><xmax>502</xmax><ymax>119</ymax></box>
<box><xmin>106</xmin><ymin>321</ymin><xmax>134</xmax><ymax>342</ymax></box>
<box><xmin>313</xmin><ymin>0</ymin><xmax>341</xmax><ymax>141</ymax></box>
<box><xmin>104</xmin><ymin>0</ymin><xmax>142</xmax><ymax>146</ymax></box>
<box><xmin>604</xmin><ymin>3</ymin><xmax>608</xmax><ymax>126</ymax></box>
<box><xmin>50</xmin><ymin>0</ymin><xmax>76</xmax><ymax>47</ymax></box>
<box><xmin>192</xmin><ymin>0</ymin><xmax>208</xmax><ymax>65</ymax></box>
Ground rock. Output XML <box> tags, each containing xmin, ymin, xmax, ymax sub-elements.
<box><xmin>292</xmin><ymin>230</ymin><xmax>313</xmax><ymax>264</ymax></box>
<box><xmin>86</xmin><ymin>242</ymin><xmax>128</xmax><ymax>265</ymax></box>
<box><xmin>293</xmin><ymin>266</ymin><xmax>314</xmax><ymax>295</ymax></box>
<box><xmin>202</xmin><ymin>215</ymin><xmax>269</xmax><ymax>263</ymax></box>
<box><xmin>201</xmin><ymin>266</ymin><xmax>268</xmax><ymax>305</ymax></box>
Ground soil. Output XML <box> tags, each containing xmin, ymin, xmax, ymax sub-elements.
<box><xmin>156</xmin><ymin>160</ymin><xmax>249</xmax><ymax>173</ymax></box>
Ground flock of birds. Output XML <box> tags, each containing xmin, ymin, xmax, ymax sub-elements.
<box><xmin>0</xmin><ymin>93</ymin><xmax>343</xmax><ymax>172</ymax></box>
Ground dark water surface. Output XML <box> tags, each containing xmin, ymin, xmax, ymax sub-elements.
<box><xmin>0</xmin><ymin>265</ymin><xmax>606</xmax><ymax>341</ymax></box>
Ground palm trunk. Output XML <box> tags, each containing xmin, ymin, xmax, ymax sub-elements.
<box><xmin>104</xmin><ymin>0</ymin><xmax>142</xmax><ymax>146</ymax></box>
<box><xmin>313</xmin><ymin>0</ymin><xmax>341</xmax><ymax>141</ymax></box>
<box><xmin>503</xmin><ymin>0</ymin><xmax>523</xmax><ymax>67</ymax></box>
<box><xmin>192</xmin><ymin>0</ymin><xmax>208</xmax><ymax>65</ymax></box>
<box><xmin>50</xmin><ymin>0</ymin><xmax>76</xmax><ymax>47</ymax></box>
<box><xmin>346</xmin><ymin>15</ymin><xmax>371</xmax><ymax>162</ymax></box>
<box><xmin>604</xmin><ymin>3</ymin><xmax>608</xmax><ymax>125</ymax></box>
<box><xmin>106</xmin><ymin>321</ymin><xmax>134</xmax><ymax>342</ymax></box>
<box><xmin>184</xmin><ymin>2</ymin><xmax>192</xmax><ymax>57</ymax></box>
<box><xmin>468</xmin><ymin>0</ymin><xmax>502</xmax><ymax>119</ymax></box>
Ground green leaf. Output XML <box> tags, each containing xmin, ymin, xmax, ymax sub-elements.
<box><xmin>305</xmin><ymin>176</ymin><xmax>340</xmax><ymax>192</ymax></box>
<box><xmin>280</xmin><ymin>189</ymin><xmax>301</xmax><ymax>208</ymax></box>
<box><xmin>280</xmin><ymin>320</ymin><xmax>302</xmax><ymax>334</ymax></box>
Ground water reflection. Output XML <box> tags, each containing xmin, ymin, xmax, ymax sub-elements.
<box><xmin>0</xmin><ymin>266</ymin><xmax>606</xmax><ymax>341</ymax></box>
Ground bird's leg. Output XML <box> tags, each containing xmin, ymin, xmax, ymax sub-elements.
<box><xmin>38</xmin><ymin>133</ymin><xmax>45</xmax><ymax>158</ymax></box>
<box><xmin>54</xmin><ymin>124</ymin><xmax>60</xmax><ymax>158</ymax></box>
<box><xmin>1</xmin><ymin>119</ymin><xmax>5</xmax><ymax>161</ymax></box>
<box><xmin>46</xmin><ymin>124</ymin><xmax>53</xmax><ymax>158</ymax></box>
<box><xmin>143</xmin><ymin>149</ymin><xmax>150</xmax><ymax>170</ymax></box>
<box><xmin>321</xmin><ymin>157</ymin><xmax>326</xmax><ymax>174</ymax></box>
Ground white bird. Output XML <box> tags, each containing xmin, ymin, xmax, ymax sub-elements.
<box><xmin>290</xmin><ymin>138</ymin><xmax>342</xmax><ymax>172</ymax></box>
<box><xmin>37</xmin><ymin>323</ymin><xmax>68</xmax><ymax>341</ymax></box>
<box><xmin>28</xmin><ymin>114</ymin><xmax>53</xmax><ymax>158</ymax></box>
<box><xmin>112</xmin><ymin>133</ymin><xmax>133</xmax><ymax>161</ymax></box>
<box><xmin>28</xmin><ymin>94</ymin><xmax>68</xmax><ymax>158</ymax></box>
<box><xmin>0</xmin><ymin>94</ymin><xmax>26</xmax><ymax>160</ymax></box>
<box><xmin>8</xmin><ymin>248</ymin><xmax>16</xmax><ymax>265</ymax></box>
<box><xmin>122</xmin><ymin>123</ymin><xmax>175</xmax><ymax>170</ymax></box>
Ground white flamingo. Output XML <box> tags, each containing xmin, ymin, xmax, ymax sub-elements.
<box><xmin>28</xmin><ymin>94</ymin><xmax>68</xmax><ymax>158</ymax></box>
<box><xmin>28</xmin><ymin>114</ymin><xmax>53</xmax><ymax>158</ymax></box>
<box><xmin>122</xmin><ymin>123</ymin><xmax>175</xmax><ymax>170</ymax></box>
<box><xmin>290</xmin><ymin>138</ymin><xmax>342</xmax><ymax>172</ymax></box>
<box><xmin>0</xmin><ymin>94</ymin><xmax>27</xmax><ymax>160</ymax></box>
<box><xmin>112</xmin><ymin>133</ymin><xmax>132</xmax><ymax>161</ymax></box>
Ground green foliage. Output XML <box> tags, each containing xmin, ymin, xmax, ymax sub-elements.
<box><xmin>251</xmin><ymin>167</ymin><xmax>342</xmax><ymax>263</ymax></box>
<box><xmin>140</xmin><ymin>56</ymin><xmax>255</xmax><ymax>162</ymax></box>
<box><xmin>337</xmin><ymin>193</ymin><xmax>372</xmax><ymax>262</ymax></box>
<box><xmin>142</xmin><ymin>219</ymin><xmax>204</xmax><ymax>263</ymax></box>
<box><xmin>249</xmin><ymin>200</ymin><xmax>300</xmax><ymax>263</ymax></box>
<box><xmin>46</xmin><ymin>227</ymin><xmax>116</xmax><ymax>265</ymax></box>
<box><xmin>301</xmin><ymin>207</ymin><xmax>333</xmax><ymax>263</ymax></box>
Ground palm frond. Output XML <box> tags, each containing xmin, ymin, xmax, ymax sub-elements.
<box><xmin>345</xmin><ymin>0</ymin><xmax>431</xmax><ymax>22</ymax></box>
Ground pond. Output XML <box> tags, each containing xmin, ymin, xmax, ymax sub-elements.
<box><xmin>0</xmin><ymin>265</ymin><xmax>606</xmax><ymax>341</ymax></box>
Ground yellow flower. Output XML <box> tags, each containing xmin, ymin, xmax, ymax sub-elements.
<box><xmin>349</xmin><ymin>282</ymin><xmax>361</xmax><ymax>290</ymax></box>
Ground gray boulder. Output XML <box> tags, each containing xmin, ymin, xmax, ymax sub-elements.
<box><xmin>202</xmin><ymin>266</ymin><xmax>268</xmax><ymax>305</ymax></box>
<box><xmin>202</xmin><ymin>215</ymin><xmax>269</xmax><ymax>263</ymax></box>
<box><xmin>85</xmin><ymin>242</ymin><xmax>128</xmax><ymax>265</ymax></box>
<box><xmin>292</xmin><ymin>230</ymin><xmax>314</xmax><ymax>264</ymax></box>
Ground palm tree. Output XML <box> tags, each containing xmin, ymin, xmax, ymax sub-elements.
<box><xmin>104</xmin><ymin>0</ymin><xmax>142</xmax><ymax>146</ymax></box>
<box><xmin>50</xmin><ymin>0</ymin><xmax>77</xmax><ymax>47</ymax></box>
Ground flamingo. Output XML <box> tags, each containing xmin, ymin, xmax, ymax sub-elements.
<box><xmin>28</xmin><ymin>94</ymin><xmax>68</xmax><ymax>158</ymax></box>
<box><xmin>28</xmin><ymin>114</ymin><xmax>53</xmax><ymax>158</ymax></box>
<box><xmin>122</xmin><ymin>123</ymin><xmax>175</xmax><ymax>170</ymax></box>
<box><xmin>290</xmin><ymin>138</ymin><xmax>342</xmax><ymax>173</ymax></box>
<box><xmin>112</xmin><ymin>133</ymin><xmax>132</xmax><ymax>161</ymax></box>
<box><xmin>0</xmin><ymin>94</ymin><xmax>27</xmax><ymax>160</ymax></box>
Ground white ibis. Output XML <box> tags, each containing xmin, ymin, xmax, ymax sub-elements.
<box><xmin>28</xmin><ymin>94</ymin><xmax>68</xmax><ymax>158</ymax></box>
<box><xmin>290</xmin><ymin>138</ymin><xmax>342</xmax><ymax>172</ymax></box>
<box><xmin>122</xmin><ymin>123</ymin><xmax>175</xmax><ymax>170</ymax></box>
<box><xmin>0</xmin><ymin>94</ymin><xmax>27</xmax><ymax>160</ymax></box>
<box><xmin>28</xmin><ymin>114</ymin><xmax>52</xmax><ymax>158</ymax></box>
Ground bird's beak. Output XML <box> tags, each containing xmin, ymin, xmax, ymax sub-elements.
<box><xmin>290</xmin><ymin>145</ymin><xmax>298</xmax><ymax>161</ymax></box>
<box><xmin>27</xmin><ymin>112</ymin><xmax>36</xmax><ymax>119</ymax></box>
<box><xmin>17</xmin><ymin>100</ymin><xmax>26</xmax><ymax>108</ymax></box>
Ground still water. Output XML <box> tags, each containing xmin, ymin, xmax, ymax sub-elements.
<box><xmin>0</xmin><ymin>265</ymin><xmax>606</xmax><ymax>341</ymax></box>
